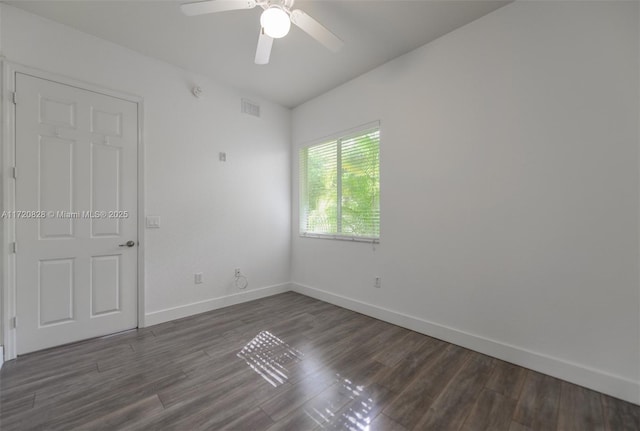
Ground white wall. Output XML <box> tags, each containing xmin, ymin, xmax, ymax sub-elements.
<box><xmin>0</xmin><ymin>4</ymin><xmax>291</xmax><ymax>328</ymax></box>
<box><xmin>291</xmin><ymin>1</ymin><xmax>640</xmax><ymax>403</ymax></box>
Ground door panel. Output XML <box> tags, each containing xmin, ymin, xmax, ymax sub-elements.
<box><xmin>15</xmin><ymin>73</ymin><xmax>138</xmax><ymax>354</ymax></box>
<box><xmin>38</xmin><ymin>258</ymin><xmax>75</xmax><ymax>326</ymax></box>
<box><xmin>39</xmin><ymin>136</ymin><xmax>75</xmax><ymax>238</ymax></box>
<box><xmin>91</xmin><ymin>142</ymin><xmax>122</xmax><ymax>237</ymax></box>
<box><xmin>90</xmin><ymin>255</ymin><xmax>121</xmax><ymax>316</ymax></box>
<box><xmin>40</xmin><ymin>97</ymin><xmax>76</xmax><ymax>128</ymax></box>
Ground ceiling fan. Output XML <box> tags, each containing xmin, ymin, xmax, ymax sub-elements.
<box><xmin>180</xmin><ymin>0</ymin><xmax>344</xmax><ymax>65</ymax></box>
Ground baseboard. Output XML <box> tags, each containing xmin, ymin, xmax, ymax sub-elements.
<box><xmin>291</xmin><ymin>282</ymin><xmax>640</xmax><ymax>405</ymax></box>
<box><xmin>144</xmin><ymin>283</ymin><xmax>292</xmax><ymax>326</ymax></box>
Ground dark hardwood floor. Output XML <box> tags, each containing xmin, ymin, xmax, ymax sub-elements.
<box><xmin>0</xmin><ymin>292</ymin><xmax>638</xmax><ymax>430</ymax></box>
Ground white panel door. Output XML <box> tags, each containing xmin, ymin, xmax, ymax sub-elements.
<box><xmin>15</xmin><ymin>73</ymin><xmax>138</xmax><ymax>354</ymax></box>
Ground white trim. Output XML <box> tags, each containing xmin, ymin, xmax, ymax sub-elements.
<box><xmin>0</xmin><ymin>345</ymin><xmax>3</xmax><ymax>370</ymax></box>
<box><xmin>291</xmin><ymin>282</ymin><xmax>640</xmax><ymax>405</ymax></box>
<box><xmin>299</xmin><ymin>233</ymin><xmax>379</xmax><ymax>244</ymax></box>
<box><xmin>0</xmin><ymin>60</ymin><xmax>144</xmax><ymax>360</ymax></box>
<box><xmin>136</xmin><ymin>95</ymin><xmax>146</xmax><ymax>328</ymax></box>
<box><xmin>1</xmin><ymin>58</ymin><xmax>17</xmax><ymax>361</ymax></box>
<box><xmin>637</xmin><ymin>0</ymin><xmax>640</xmax><ymax>409</ymax></box>
<box><xmin>145</xmin><ymin>283</ymin><xmax>292</xmax><ymax>326</ymax></box>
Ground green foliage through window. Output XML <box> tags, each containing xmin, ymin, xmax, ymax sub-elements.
<box><xmin>300</xmin><ymin>125</ymin><xmax>380</xmax><ymax>240</ymax></box>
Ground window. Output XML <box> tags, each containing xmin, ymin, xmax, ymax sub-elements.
<box><xmin>299</xmin><ymin>123</ymin><xmax>380</xmax><ymax>242</ymax></box>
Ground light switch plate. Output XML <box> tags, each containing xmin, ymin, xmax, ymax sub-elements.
<box><xmin>146</xmin><ymin>215</ymin><xmax>160</xmax><ymax>228</ymax></box>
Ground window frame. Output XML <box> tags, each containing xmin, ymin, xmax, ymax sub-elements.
<box><xmin>298</xmin><ymin>121</ymin><xmax>380</xmax><ymax>244</ymax></box>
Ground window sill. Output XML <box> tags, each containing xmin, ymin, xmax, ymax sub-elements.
<box><xmin>299</xmin><ymin>233</ymin><xmax>379</xmax><ymax>244</ymax></box>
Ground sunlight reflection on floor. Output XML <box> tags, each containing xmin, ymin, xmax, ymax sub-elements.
<box><xmin>307</xmin><ymin>375</ymin><xmax>374</xmax><ymax>431</ymax></box>
<box><xmin>238</xmin><ymin>331</ymin><xmax>373</xmax><ymax>430</ymax></box>
<box><xmin>237</xmin><ymin>330</ymin><xmax>303</xmax><ymax>387</ymax></box>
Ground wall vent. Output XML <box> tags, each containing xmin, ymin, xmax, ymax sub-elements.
<box><xmin>241</xmin><ymin>99</ymin><xmax>260</xmax><ymax>118</ymax></box>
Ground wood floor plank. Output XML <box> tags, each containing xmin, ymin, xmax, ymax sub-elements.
<box><xmin>368</xmin><ymin>413</ymin><xmax>408</xmax><ymax>431</ymax></box>
<box><xmin>486</xmin><ymin>359</ymin><xmax>527</xmax><ymax>400</ymax></box>
<box><xmin>58</xmin><ymin>370</ymin><xmax>185</xmax><ymax>423</ymax></box>
<box><xmin>602</xmin><ymin>394</ymin><xmax>640</xmax><ymax>431</ymax></box>
<box><xmin>260</xmin><ymin>368</ymin><xmax>338</xmax><ymax>421</ymax></box>
<box><xmin>372</xmin><ymin>330</ymin><xmax>428</xmax><ymax>368</ymax></box>
<box><xmin>557</xmin><ymin>381</ymin><xmax>606</xmax><ymax>431</ymax></box>
<box><xmin>5</xmin><ymin>328</ymin><xmax>152</xmax><ymax>370</ymax></box>
<box><xmin>373</xmin><ymin>336</ymin><xmax>446</xmax><ymax>393</ymax></box>
<box><xmin>171</xmin><ymin>379</ymin><xmax>276</xmax><ymax>430</ymax></box>
<box><xmin>414</xmin><ymin>353</ymin><xmax>495</xmax><ymax>430</ymax></box>
<box><xmin>513</xmin><ymin>370</ymin><xmax>562</xmax><ymax>430</ymax></box>
<box><xmin>157</xmin><ymin>355</ymin><xmax>257</xmax><ymax>409</ymax></box>
<box><xmin>224</xmin><ymin>408</ymin><xmax>275</xmax><ymax>430</ymax></box>
<box><xmin>69</xmin><ymin>394</ymin><xmax>164</xmax><ymax>431</ymax></box>
<box><xmin>460</xmin><ymin>388</ymin><xmax>517</xmax><ymax>431</ymax></box>
<box><xmin>382</xmin><ymin>344</ymin><xmax>469</xmax><ymax>429</ymax></box>
<box><xmin>2</xmin><ymin>364</ymin><xmax>99</xmax><ymax>421</ymax></box>
<box><xmin>0</xmin><ymin>359</ymin><xmax>99</xmax><ymax>393</ymax></box>
<box><xmin>334</xmin><ymin>359</ymin><xmax>389</xmax><ymax>390</ymax></box>
<box><xmin>266</xmin><ymin>407</ymin><xmax>325</xmax><ymax>431</ymax></box>
<box><xmin>325</xmin><ymin>382</ymin><xmax>396</xmax><ymax>430</ymax></box>
<box><xmin>276</xmin><ymin>381</ymin><xmax>358</xmax><ymax>430</ymax></box>
<box><xmin>11</xmin><ymin>369</ymin><xmax>187</xmax><ymax>431</ymax></box>
<box><xmin>508</xmin><ymin>421</ymin><xmax>532</xmax><ymax>431</ymax></box>
<box><xmin>0</xmin><ymin>391</ymin><xmax>35</xmax><ymax>423</ymax></box>
<box><xmin>33</xmin><ymin>350</ymin><xmax>203</xmax><ymax>409</ymax></box>
<box><xmin>127</xmin><ymin>371</ymin><xmax>275</xmax><ymax>430</ymax></box>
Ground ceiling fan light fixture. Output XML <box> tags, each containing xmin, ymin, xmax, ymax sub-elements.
<box><xmin>260</xmin><ymin>6</ymin><xmax>291</xmax><ymax>38</ymax></box>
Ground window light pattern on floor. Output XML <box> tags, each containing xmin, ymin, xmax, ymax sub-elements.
<box><xmin>237</xmin><ymin>330</ymin><xmax>303</xmax><ymax>387</ymax></box>
<box><xmin>306</xmin><ymin>375</ymin><xmax>374</xmax><ymax>431</ymax></box>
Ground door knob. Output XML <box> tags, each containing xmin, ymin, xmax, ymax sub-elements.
<box><xmin>119</xmin><ymin>240</ymin><xmax>136</xmax><ymax>248</ymax></box>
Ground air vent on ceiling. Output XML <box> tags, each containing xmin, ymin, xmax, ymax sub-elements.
<box><xmin>241</xmin><ymin>98</ymin><xmax>260</xmax><ymax>118</ymax></box>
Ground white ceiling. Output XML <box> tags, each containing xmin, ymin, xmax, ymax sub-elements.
<box><xmin>7</xmin><ymin>0</ymin><xmax>512</xmax><ymax>107</ymax></box>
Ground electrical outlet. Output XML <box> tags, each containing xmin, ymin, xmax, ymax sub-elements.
<box><xmin>194</xmin><ymin>273</ymin><xmax>203</xmax><ymax>284</ymax></box>
<box><xmin>235</xmin><ymin>268</ymin><xmax>241</xmax><ymax>277</ymax></box>
<box><xmin>374</xmin><ymin>277</ymin><xmax>382</xmax><ymax>288</ymax></box>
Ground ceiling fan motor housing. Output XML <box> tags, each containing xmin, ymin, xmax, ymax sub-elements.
<box><xmin>264</xmin><ymin>0</ymin><xmax>295</xmax><ymax>12</ymax></box>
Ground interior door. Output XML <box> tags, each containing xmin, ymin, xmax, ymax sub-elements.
<box><xmin>14</xmin><ymin>73</ymin><xmax>138</xmax><ymax>354</ymax></box>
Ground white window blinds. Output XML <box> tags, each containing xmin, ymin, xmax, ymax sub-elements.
<box><xmin>299</xmin><ymin>123</ymin><xmax>380</xmax><ymax>242</ymax></box>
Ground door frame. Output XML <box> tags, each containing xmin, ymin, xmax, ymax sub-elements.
<box><xmin>1</xmin><ymin>59</ymin><xmax>146</xmax><ymax>361</ymax></box>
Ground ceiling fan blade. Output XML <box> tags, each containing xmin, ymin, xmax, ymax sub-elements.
<box><xmin>255</xmin><ymin>28</ymin><xmax>274</xmax><ymax>65</ymax></box>
<box><xmin>180</xmin><ymin>0</ymin><xmax>256</xmax><ymax>17</ymax></box>
<box><xmin>290</xmin><ymin>9</ymin><xmax>343</xmax><ymax>52</ymax></box>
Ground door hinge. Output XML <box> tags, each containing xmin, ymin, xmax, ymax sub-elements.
<box><xmin>10</xmin><ymin>316</ymin><xmax>16</xmax><ymax>329</ymax></box>
<box><xmin>10</xmin><ymin>166</ymin><xmax>16</xmax><ymax>180</ymax></box>
<box><xmin>10</xmin><ymin>242</ymin><xmax>16</xmax><ymax>254</ymax></box>
<box><xmin>11</xmin><ymin>92</ymin><xmax>17</xmax><ymax>105</ymax></box>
